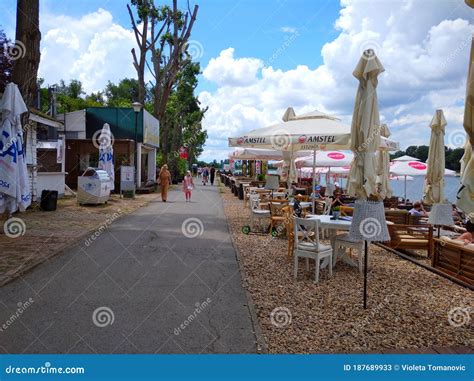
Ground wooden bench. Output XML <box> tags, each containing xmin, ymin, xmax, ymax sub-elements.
<box><xmin>386</xmin><ymin>223</ymin><xmax>434</xmax><ymax>258</ymax></box>
<box><xmin>433</xmin><ymin>238</ymin><xmax>474</xmax><ymax>285</ymax></box>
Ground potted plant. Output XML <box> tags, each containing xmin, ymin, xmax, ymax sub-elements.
<box><xmin>257</xmin><ymin>174</ymin><xmax>265</xmax><ymax>182</ymax></box>
<box><xmin>332</xmin><ymin>206</ymin><xmax>341</xmax><ymax>220</ymax></box>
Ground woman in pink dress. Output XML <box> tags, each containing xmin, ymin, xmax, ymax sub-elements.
<box><xmin>182</xmin><ymin>170</ymin><xmax>195</xmax><ymax>202</ymax></box>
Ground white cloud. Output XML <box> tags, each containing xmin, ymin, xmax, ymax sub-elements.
<box><xmin>203</xmin><ymin>48</ymin><xmax>263</xmax><ymax>87</ymax></box>
<box><xmin>39</xmin><ymin>8</ymin><xmax>137</xmax><ymax>93</ymax></box>
<box><xmin>198</xmin><ymin>0</ymin><xmax>474</xmax><ymax>162</ymax></box>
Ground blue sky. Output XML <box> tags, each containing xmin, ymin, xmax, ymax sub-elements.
<box><xmin>1</xmin><ymin>1</ymin><xmax>473</xmax><ymax>161</ymax></box>
<box><xmin>1</xmin><ymin>0</ymin><xmax>340</xmax><ymax>93</ymax></box>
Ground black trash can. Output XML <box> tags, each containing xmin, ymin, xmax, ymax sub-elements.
<box><xmin>40</xmin><ymin>190</ymin><xmax>58</xmax><ymax>211</ymax></box>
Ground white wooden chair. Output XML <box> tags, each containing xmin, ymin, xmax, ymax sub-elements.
<box><xmin>293</xmin><ymin>218</ymin><xmax>333</xmax><ymax>283</ymax></box>
<box><xmin>320</xmin><ymin>199</ymin><xmax>332</xmax><ymax>239</ymax></box>
<box><xmin>244</xmin><ymin>186</ymin><xmax>259</xmax><ymax>208</ymax></box>
<box><xmin>249</xmin><ymin>194</ymin><xmax>270</xmax><ymax>232</ymax></box>
<box><xmin>333</xmin><ymin>233</ymin><xmax>365</xmax><ymax>273</ymax></box>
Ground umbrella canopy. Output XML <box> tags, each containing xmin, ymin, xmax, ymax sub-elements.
<box><xmin>376</xmin><ymin>124</ymin><xmax>393</xmax><ymax>198</ymax></box>
<box><xmin>97</xmin><ymin>123</ymin><xmax>115</xmax><ymax>191</ymax></box>
<box><xmin>457</xmin><ymin>37</ymin><xmax>474</xmax><ymax>218</ymax></box>
<box><xmin>294</xmin><ymin>151</ymin><xmax>353</xmax><ymax>168</ymax></box>
<box><xmin>229</xmin><ymin>148</ymin><xmax>309</xmax><ymax>161</ymax></box>
<box><xmin>0</xmin><ymin>83</ymin><xmax>30</xmax><ymax>213</ymax></box>
<box><xmin>228</xmin><ymin>110</ymin><xmax>352</xmax><ymax>151</ymax></box>
<box><xmin>390</xmin><ymin>160</ymin><xmax>456</xmax><ymax>177</ymax></box>
<box><xmin>423</xmin><ymin>110</ymin><xmax>447</xmax><ymax>205</ymax></box>
<box><xmin>347</xmin><ymin>49</ymin><xmax>385</xmax><ymax>199</ymax></box>
<box><xmin>393</xmin><ymin>155</ymin><xmax>420</xmax><ymax>161</ymax></box>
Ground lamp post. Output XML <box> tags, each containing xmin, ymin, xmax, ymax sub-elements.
<box><xmin>132</xmin><ymin>102</ymin><xmax>143</xmax><ymax>189</ymax></box>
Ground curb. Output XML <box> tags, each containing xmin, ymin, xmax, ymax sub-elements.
<box><xmin>218</xmin><ymin>182</ymin><xmax>268</xmax><ymax>354</ymax></box>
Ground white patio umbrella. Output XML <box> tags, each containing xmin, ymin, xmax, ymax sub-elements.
<box><xmin>392</xmin><ymin>155</ymin><xmax>420</xmax><ymax>161</ymax></box>
<box><xmin>294</xmin><ymin>151</ymin><xmax>353</xmax><ymax>168</ymax></box>
<box><xmin>423</xmin><ymin>110</ymin><xmax>447</xmax><ymax>205</ymax></box>
<box><xmin>347</xmin><ymin>49</ymin><xmax>390</xmax><ymax>310</ymax></box>
<box><xmin>98</xmin><ymin>123</ymin><xmax>115</xmax><ymax>191</ymax></box>
<box><xmin>457</xmin><ymin>37</ymin><xmax>474</xmax><ymax>219</ymax></box>
<box><xmin>347</xmin><ymin>49</ymin><xmax>384</xmax><ymax>200</ymax></box>
<box><xmin>390</xmin><ymin>160</ymin><xmax>455</xmax><ymax>202</ymax></box>
<box><xmin>229</xmin><ymin>108</ymin><xmax>353</xmax><ymax>210</ymax></box>
<box><xmin>376</xmin><ymin>124</ymin><xmax>392</xmax><ymax>199</ymax></box>
<box><xmin>0</xmin><ymin>83</ymin><xmax>30</xmax><ymax>214</ymax></box>
<box><xmin>460</xmin><ymin>139</ymin><xmax>471</xmax><ymax>177</ymax></box>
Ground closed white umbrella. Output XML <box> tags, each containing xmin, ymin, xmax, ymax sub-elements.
<box><xmin>376</xmin><ymin>124</ymin><xmax>392</xmax><ymax>199</ymax></box>
<box><xmin>347</xmin><ymin>49</ymin><xmax>385</xmax><ymax>199</ymax></box>
<box><xmin>457</xmin><ymin>38</ymin><xmax>474</xmax><ymax>218</ymax></box>
<box><xmin>460</xmin><ymin>139</ymin><xmax>471</xmax><ymax>177</ymax></box>
<box><xmin>0</xmin><ymin>83</ymin><xmax>30</xmax><ymax>213</ymax></box>
<box><xmin>98</xmin><ymin>123</ymin><xmax>115</xmax><ymax>191</ymax></box>
<box><xmin>423</xmin><ymin>110</ymin><xmax>447</xmax><ymax>205</ymax></box>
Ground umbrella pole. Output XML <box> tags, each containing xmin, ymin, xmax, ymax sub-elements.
<box><xmin>312</xmin><ymin>149</ymin><xmax>317</xmax><ymax>214</ymax></box>
<box><xmin>404</xmin><ymin>175</ymin><xmax>407</xmax><ymax>205</ymax></box>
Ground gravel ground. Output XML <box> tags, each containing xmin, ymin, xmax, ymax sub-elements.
<box><xmin>220</xmin><ymin>186</ymin><xmax>473</xmax><ymax>353</ymax></box>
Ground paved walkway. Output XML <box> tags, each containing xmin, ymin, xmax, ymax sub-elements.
<box><xmin>0</xmin><ymin>184</ymin><xmax>257</xmax><ymax>353</ymax></box>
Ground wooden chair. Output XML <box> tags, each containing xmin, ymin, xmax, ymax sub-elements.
<box><xmin>339</xmin><ymin>205</ymin><xmax>354</xmax><ymax>216</ymax></box>
<box><xmin>293</xmin><ymin>218</ymin><xmax>333</xmax><ymax>283</ymax></box>
<box><xmin>384</xmin><ymin>209</ymin><xmax>409</xmax><ymax>225</ymax></box>
<box><xmin>386</xmin><ymin>223</ymin><xmax>434</xmax><ymax>258</ymax></box>
<box><xmin>283</xmin><ymin>207</ymin><xmax>315</xmax><ymax>258</ymax></box>
<box><xmin>295</xmin><ymin>194</ymin><xmax>309</xmax><ymax>202</ymax></box>
<box><xmin>433</xmin><ymin>237</ymin><xmax>474</xmax><ymax>285</ymax></box>
<box><xmin>269</xmin><ymin>199</ymin><xmax>290</xmax><ymax>234</ymax></box>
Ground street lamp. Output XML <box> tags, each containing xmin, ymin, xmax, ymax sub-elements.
<box><xmin>132</xmin><ymin>102</ymin><xmax>143</xmax><ymax>188</ymax></box>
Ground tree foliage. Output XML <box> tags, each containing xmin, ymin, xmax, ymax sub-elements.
<box><xmin>391</xmin><ymin>145</ymin><xmax>465</xmax><ymax>172</ymax></box>
<box><xmin>0</xmin><ymin>28</ymin><xmax>13</xmax><ymax>94</ymax></box>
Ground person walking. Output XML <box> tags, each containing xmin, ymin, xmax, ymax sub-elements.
<box><xmin>182</xmin><ymin>170</ymin><xmax>195</xmax><ymax>202</ymax></box>
<box><xmin>202</xmin><ymin>166</ymin><xmax>209</xmax><ymax>185</ymax></box>
<box><xmin>159</xmin><ymin>164</ymin><xmax>171</xmax><ymax>202</ymax></box>
<box><xmin>210</xmin><ymin>166</ymin><xmax>216</xmax><ymax>185</ymax></box>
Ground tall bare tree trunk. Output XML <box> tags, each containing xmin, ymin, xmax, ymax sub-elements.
<box><xmin>11</xmin><ymin>0</ymin><xmax>41</xmax><ymax>107</ymax></box>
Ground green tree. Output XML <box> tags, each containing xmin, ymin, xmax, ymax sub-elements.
<box><xmin>161</xmin><ymin>59</ymin><xmax>207</xmax><ymax>180</ymax></box>
<box><xmin>0</xmin><ymin>28</ymin><xmax>13</xmax><ymax>94</ymax></box>
<box><xmin>105</xmin><ymin>78</ymin><xmax>142</xmax><ymax>106</ymax></box>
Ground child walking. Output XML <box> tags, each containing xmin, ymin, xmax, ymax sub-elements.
<box><xmin>183</xmin><ymin>170</ymin><xmax>195</xmax><ymax>202</ymax></box>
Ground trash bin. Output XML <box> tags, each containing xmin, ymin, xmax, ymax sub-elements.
<box><xmin>40</xmin><ymin>190</ymin><xmax>58</xmax><ymax>211</ymax></box>
<box><xmin>77</xmin><ymin>167</ymin><xmax>111</xmax><ymax>205</ymax></box>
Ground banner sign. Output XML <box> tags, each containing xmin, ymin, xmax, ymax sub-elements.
<box><xmin>0</xmin><ymin>354</ymin><xmax>471</xmax><ymax>381</ymax></box>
